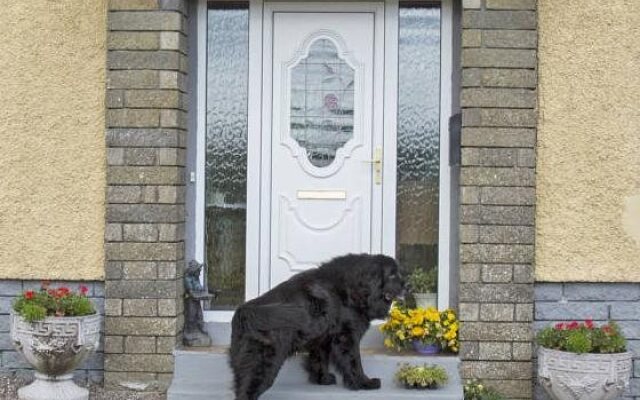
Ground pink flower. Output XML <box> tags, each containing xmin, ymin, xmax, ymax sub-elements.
<box><xmin>79</xmin><ymin>285</ymin><xmax>89</xmax><ymax>296</ymax></box>
<box><xmin>554</xmin><ymin>322</ymin><xmax>564</xmax><ymax>330</ymax></box>
<box><xmin>585</xmin><ymin>319</ymin><xmax>594</xmax><ymax>329</ymax></box>
<box><xmin>567</xmin><ymin>321</ymin><xmax>579</xmax><ymax>330</ymax></box>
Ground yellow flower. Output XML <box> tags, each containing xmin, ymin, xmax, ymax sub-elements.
<box><xmin>424</xmin><ymin>308</ymin><xmax>440</xmax><ymax>322</ymax></box>
<box><xmin>411</xmin><ymin>326</ymin><xmax>425</xmax><ymax>337</ymax></box>
<box><xmin>408</xmin><ymin>309</ymin><xmax>425</xmax><ymax>326</ymax></box>
<box><xmin>384</xmin><ymin>338</ymin><xmax>394</xmax><ymax>348</ymax></box>
<box><xmin>390</xmin><ymin>308</ymin><xmax>403</xmax><ymax>320</ymax></box>
<box><xmin>395</xmin><ymin>330</ymin><xmax>405</xmax><ymax>340</ymax></box>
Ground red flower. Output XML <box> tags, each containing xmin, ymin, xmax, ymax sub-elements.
<box><xmin>24</xmin><ymin>290</ymin><xmax>35</xmax><ymax>300</ymax></box>
<box><xmin>602</xmin><ymin>325</ymin><xmax>613</xmax><ymax>335</ymax></box>
<box><xmin>554</xmin><ymin>322</ymin><xmax>564</xmax><ymax>330</ymax></box>
<box><xmin>585</xmin><ymin>319</ymin><xmax>594</xmax><ymax>329</ymax></box>
<box><xmin>567</xmin><ymin>321</ymin><xmax>579</xmax><ymax>330</ymax></box>
<box><xmin>57</xmin><ymin>287</ymin><xmax>70</xmax><ymax>297</ymax></box>
<box><xmin>79</xmin><ymin>285</ymin><xmax>89</xmax><ymax>296</ymax></box>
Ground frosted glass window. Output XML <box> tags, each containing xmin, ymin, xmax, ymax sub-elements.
<box><xmin>396</xmin><ymin>5</ymin><xmax>441</xmax><ymax>287</ymax></box>
<box><xmin>290</xmin><ymin>39</ymin><xmax>355</xmax><ymax>168</ymax></box>
<box><xmin>205</xmin><ymin>4</ymin><xmax>249</xmax><ymax>309</ymax></box>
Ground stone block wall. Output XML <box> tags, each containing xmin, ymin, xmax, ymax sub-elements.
<box><xmin>104</xmin><ymin>0</ymin><xmax>188</xmax><ymax>392</ymax></box>
<box><xmin>458</xmin><ymin>0</ymin><xmax>537</xmax><ymax>398</ymax></box>
<box><xmin>0</xmin><ymin>280</ymin><xmax>105</xmax><ymax>385</ymax></box>
<box><xmin>535</xmin><ymin>283</ymin><xmax>640</xmax><ymax>399</ymax></box>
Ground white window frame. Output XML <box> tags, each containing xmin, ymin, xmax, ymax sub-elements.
<box><xmin>194</xmin><ymin>0</ymin><xmax>454</xmax><ymax>321</ymax></box>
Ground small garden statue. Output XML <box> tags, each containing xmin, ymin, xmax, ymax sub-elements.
<box><xmin>183</xmin><ymin>260</ymin><xmax>215</xmax><ymax>347</ymax></box>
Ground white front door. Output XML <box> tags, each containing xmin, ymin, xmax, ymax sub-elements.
<box><xmin>261</xmin><ymin>3</ymin><xmax>386</xmax><ymax>290</ymax></box>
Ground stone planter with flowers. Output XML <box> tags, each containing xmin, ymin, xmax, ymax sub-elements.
<box><xmin>380</xmin><ymin>304</ymin><xmax>459</xmax><ymax>355</ymax></box>
<box><xmin>537</xmin><ymin>319</ymin><xmax>632</xmax><ymax>400</ymax></box>
<box><xmin>10</xmin><ymin>283</ymin><xmax>99</xmax><ymax>400</ymax></box>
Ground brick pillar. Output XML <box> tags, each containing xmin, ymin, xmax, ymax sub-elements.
<box><xmin>103</xmin><ymin>0</ymin><xmax>187</xmax><ymax>392</ymax></box>
<box><xmin>458</xmin><ymin>0</ymin><xmax>537</xmax><ymax>398</ymax></box>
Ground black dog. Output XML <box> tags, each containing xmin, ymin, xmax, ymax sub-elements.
<box><xmin>229</xmin><ymin>253</ymin><xmax>405</xmax><ymax>400</ymax></box>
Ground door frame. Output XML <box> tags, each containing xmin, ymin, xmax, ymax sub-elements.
<box><xmin>194</xmin><ymin>0</ymin><xmax>453</xmax><ymax>321</ymax></box>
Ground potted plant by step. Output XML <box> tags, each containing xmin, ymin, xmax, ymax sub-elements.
<box><xmin>10</xmin><ymin>282</ymin><xmax>99</xmax><ymax>400</ymax></box>
<box><xmin>395</xmin><ymin>363</ymin><xmax>448</xmax><ymax>390</ymax></box>
<box><xmin>537</xmin><ymin>319</ymin><xmax>632</xmax><ymax>400</ymax></box>
<box><xmin>380</xmin><ymin>303</ymin><xmax>459</xmax><ymax>355</ymax></box>
<box><xmin>464</xmin><ymin>379</ymin><xmax>506</xmax><ymax>400</ymax></box>
<box><xmin>407</xmin><ymin>268</ymin><xmax>437</xmax><ymax>309</ymax></box>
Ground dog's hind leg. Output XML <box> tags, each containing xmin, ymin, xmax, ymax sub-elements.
<box><xmin>233</xmin><ymin>340</ymin><xmax>287</xmax><ymax>400</ymax></box>
<box><xmin>305</xmin><ymin>339</ymin><xmax>337</xmax><ymax>385</ymax></box>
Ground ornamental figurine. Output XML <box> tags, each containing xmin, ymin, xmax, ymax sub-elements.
<box><xmin>183</xmin><ymin>260</ymin><xmax>215</xmax><ymax>347</ymax></box>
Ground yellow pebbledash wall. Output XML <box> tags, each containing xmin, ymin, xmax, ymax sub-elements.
<box><xmin>536</xmin><ymin>0</ymin><xmax>640</xmax><ymax>281</ymax></box>
<box><xmin>0</xmin><ymin>1</ymin><xmax>107</xmax><ymax>280</ymax></box>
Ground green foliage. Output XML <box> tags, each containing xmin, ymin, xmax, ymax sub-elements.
<box><xmin>18</xmin><ymin>302</ymin><xmax>47</xmax><ymax>322</ymax></box>
<box><xmin>12</xmin><ymin>284</ymin><xmax>96</xmax><ymax>322</ymax></box>
<box><xmin>592</xmin><ymin>323</ymin><xmax>627</xmax><ymax>353</ymax></box>
<box><xmin>463</xmin><ymin>379</ymin><xmax>505</xmax><ymax>400</ymax></box>
<box><xmin>407</xmin><ymin>267</ymin><xmax>437</xmax><ymax>293</ymax></box>
<box><xmin>536</xmin><ymin>320</ymin><xmax>626</xmax><ymax>354</ymax></box>
<box><xmin>564</xmin><ymin>330</ymin><xmax>591</xmax><ymax>353</ymax></box>
<box><xmin>395</xmin><ymin>363</ymin><xmax>448</xmax><ymax>389</ymax></box>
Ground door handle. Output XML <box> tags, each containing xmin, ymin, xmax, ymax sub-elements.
<box><xmin>362</xmin><ymin>147</ymin><xmax>382</xmax><ymax>185</ymax></box>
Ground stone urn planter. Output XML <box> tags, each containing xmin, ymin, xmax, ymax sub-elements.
<box><xmin>11</xmin><ymin>313</ymin><xmax>101</xmax><ymax>400</ymax></box>
<box><xmin>538</xmin><ymin>347</ymin><xmax>632</xmax><ymax>400</ymax></box>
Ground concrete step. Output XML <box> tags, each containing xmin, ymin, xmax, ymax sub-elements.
<box><xmin>168</xmin><ymin>347</ymin><xmax>462</xmax><ymax>400</ymax></box>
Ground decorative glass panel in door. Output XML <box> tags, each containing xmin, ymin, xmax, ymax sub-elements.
<box><xmin>396</xmin><ymin>5</ymin><xmax>441</xmax><ymax>296</ymax></box>
<box><xmin>289</xmin><ymin>38</ymin><xmax>355</xmax><ymax>168</ymax></box>
<box><xmin>205</xmin><ymin>3</ymin><xmax>249</xmax><ymax>309</ymax></box>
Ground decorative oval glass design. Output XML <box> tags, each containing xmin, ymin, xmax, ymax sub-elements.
<box><xmin>290</xmin><ymin>38</ymin><xmax>355</xmax><ymax>168</ymax></box>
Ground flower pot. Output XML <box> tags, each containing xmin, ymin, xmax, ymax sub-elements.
<box><xmin>11</xmin><ymin>313</ymin><xmax>101</xmax><ymax>400</ymax></box>
<box><xmin>538</xmin><ymin>347</ymin><xmax>632</xmax><ymax>400</ymax></box>
<box><xmin>401</xmin><ymin>382</ymin><xmax>440</xmax><ymax>390</ymax></box>
<box><xmin>412</xmin><ymin>341</ymin><xmax>440</xmax><ymax>355</ymax></box>
<box><xmin>413</xmin><ymin>293</ymin><xmax>437</xmax><ymax>309</ymax></box>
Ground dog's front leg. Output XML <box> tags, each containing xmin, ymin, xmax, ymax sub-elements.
<box><xmin>331</xmin><ymin>333</ymin><xmax>381</xmax><ymax>390</ymax></box>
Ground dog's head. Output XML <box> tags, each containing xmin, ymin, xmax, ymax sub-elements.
<box><xmin>327</xmin><ymin>253</ymin><xmax>406</xmax><ymax>320</ymax></box>
<box><xmin>375</xmin><ymin>255</ymin><xmax>406</xmax><ymax>317</ymax></box>
<box><xmin>353</xmin><ymin>254</ymin><xmax>406</xmax><ymax>319</ymax></box>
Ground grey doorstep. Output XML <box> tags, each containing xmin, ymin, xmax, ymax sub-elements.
<box><xmin>169</xmin><ymin>323</ymin><xmax>463</xmax><ymax>400</ymax></box>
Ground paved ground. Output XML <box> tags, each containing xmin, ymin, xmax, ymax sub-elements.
<box><xmin>0</xmin><ymin>376</ymin><xmax>167</xmax><ymax>400</ymax></box>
